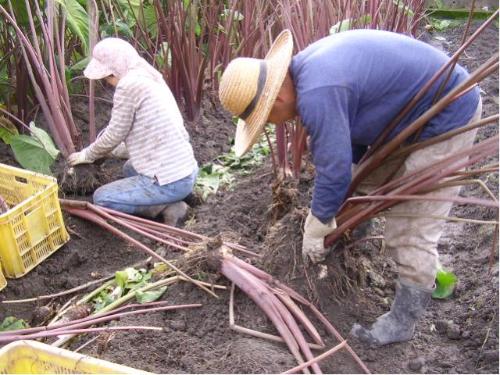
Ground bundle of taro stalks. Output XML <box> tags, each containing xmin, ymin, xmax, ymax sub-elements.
<box><xmin>324</xmin><ymin>10</ymin><xmax>500</xmax><ymax>248</ymax></box>
<box><xmin>58</xmin><ymin>199</ymin><xmax>370</xmax><ymax>374</ymax></box>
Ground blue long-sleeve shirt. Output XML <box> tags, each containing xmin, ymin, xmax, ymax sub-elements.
<box><xmin>290</xmin><ymin>29</ymin><xmax>480</xmax><ymax>223</ymax></box>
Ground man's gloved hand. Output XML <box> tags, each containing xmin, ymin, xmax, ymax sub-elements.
<box><xmin>67</xmin><ymin>149</ymin><xmax>94</xmax><ymax>166</ymax></box>
<box><xmin>302</xmin><ymin>210</ymin><xmax>337</xmax><ymax>264</ymax></box>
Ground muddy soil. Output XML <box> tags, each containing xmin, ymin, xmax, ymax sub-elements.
<box><xmin>0</xmin><ymin>22</ymin><xmax>498</xmax><ymax>374</ymax></box>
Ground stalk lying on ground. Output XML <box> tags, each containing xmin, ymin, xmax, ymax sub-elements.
<box><xmin>0</xmin><ymin>302</ymin><xmax>201</xmax><ymax>344</ymax></box>
<box><xmin>62</xmin><ymin>200</ymin><xmax>369</xmax><ymax>373</ymax></box>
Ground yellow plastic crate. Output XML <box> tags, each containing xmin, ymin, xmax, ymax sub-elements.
<box><xmin>0</xmin><ymin>340</ymin><xmax>152</xmax><ymax>374</ymax></box>
<box><xmin>0</xmin><ymin>264</ymin><xmax>6</xmax><ymax>291</ymax></box>
<box><xmin>0</xmin><ymin>163</ymin><xmax>69</xmax><ymax>278</ymax></box>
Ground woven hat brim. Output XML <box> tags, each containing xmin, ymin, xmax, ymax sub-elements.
<box><xmin>234</xmin><ymin>30</ymin><xmax>293</xmax><ymax>157</ymax></box>
<box><xmin>84</xmin><ymin>58</ymin><xmax>113</xmax><ymax>80</ymax></box>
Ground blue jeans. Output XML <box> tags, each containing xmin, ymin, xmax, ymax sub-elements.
<box><xmin>93</xmin><ymin>160</ymin><xmax>198</xmax><ymax>214</ymax></box>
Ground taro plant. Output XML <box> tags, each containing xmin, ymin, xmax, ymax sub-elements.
<box><xmin>195</xmin><ymin>132</ymin><xmax>271</xmax><ymax>200</ymax></box>
<box><xmin>154</xmin><ymin>0</ymin><xmax>232</xmax><ymax>121</ymax></box>
<box><xmin>0</xmin><ymin>0</ymin><xmax>91</xmax><ymax>173</ymax></box>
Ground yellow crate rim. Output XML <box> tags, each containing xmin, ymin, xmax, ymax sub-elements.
<box><xmin>0</xmin><ymin>340</ymin><xmax>153</xmax><ymax>374</ymax></box>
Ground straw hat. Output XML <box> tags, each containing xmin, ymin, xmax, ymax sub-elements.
<box><xmin>219</xmin><ymin>30</ymin><xmax>293</xmax><ymax>157</ymax></box>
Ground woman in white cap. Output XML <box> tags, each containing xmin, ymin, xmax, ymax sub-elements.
<box><xmin>68</xmin><ymin>38</ymin><xmax>198</xmax><ymax>226</ymax></box>
<box><xmin>218</xmin><ymin>29</ymin><xmax>481</xmax><ymax>347</ymax></box>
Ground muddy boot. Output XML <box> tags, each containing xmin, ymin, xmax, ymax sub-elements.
<box><xmin>350</xmin><ymin>280</ymin><xmax>432</xmax><ymax>347</ymax></box>
<box><xmin>160</xmin><ymin>201</ymin><xmax>189</xmax><ymax>227</ymax></box>
<box><xmin>134</xmin><ymin>204</ymin><xmax>168</xmax><ymax>219</ymax></box>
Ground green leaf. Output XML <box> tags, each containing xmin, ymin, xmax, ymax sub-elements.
<box><xmin>136</xmin><ymin>286</ymin><xmax>167</xmax><ymax>304</ymax></box>
<box><xmin>1</xmin><ymin>1</ymin><xmax>30</xmax><ymax>26</ymax></box>
<box><xmin>29</xmin><ymin>122</ymin><xmax>60</xmax><ymax>160</ymax></box>
<box><xmin>93</xmin><ymin>287</ymin><xmax>117</xmax><ymax>311</ymax></box>
<box><xmin>10</xmin><ymin>135</ymin><xmax>55</xmax><ymax>175</ymax></box>
<box><xmin>115</xmin><ymin>267</ymin><xmax>143</xmax><ymax>289</ymax></box>
<box><xmin>432</xmin><ymin>267</ymin><xmax>458</xmax><ymax>299</ymax></box>
<box><xmin>138</xmin><ymin>4</ymin><xmax>159</xmax><ymax>37</ymax></box>
<box><xmin>0</xmin><ymin>316</ymin><xmax>29</xmax><ymax>332</ymax></box>
<box><xmin>100</xmin><ymin>20</ymin><xmax>134</xmax><ymax>38</ymax></box>
<box><xmin>330</xmin><ymin>15</ymin><xmax>372</xmax><ymax>34</ymax></box>
<box><xmin>71</xmin><ymin>56</ymin><xmax>91</xmax><ymax>72</ymax></box>
<box><xmin>428</xmin><ymin>18</ymin><xmax>461</xmax><ymax>31</ymax></box>
<box><xmin>55</xmin><ymin>0</ymin><xmax>89</xmax><ymax>54</ymax></box>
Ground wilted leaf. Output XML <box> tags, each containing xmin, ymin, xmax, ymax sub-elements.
<box><xmin>136</xmin><ymin>286</ymin><xmax>167</xmax><ymax>304</ymax></box>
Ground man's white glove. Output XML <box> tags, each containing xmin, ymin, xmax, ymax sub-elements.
<box><xmin>67</xmin><ymin>149</ymin><xmax>94</xmax><ymax>166</ymax></box>
<box><xmin>302</xmin><ymin>210</ymin><xmax>337</xmax><ymax>264</ymax></box>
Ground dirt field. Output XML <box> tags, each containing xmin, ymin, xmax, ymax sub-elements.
<box><xmin>0</xmin><ymin>21</ymin><xmax>498</xmax><ymax>373</ymax></box>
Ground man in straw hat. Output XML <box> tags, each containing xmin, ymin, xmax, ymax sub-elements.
<box><xmin>68</xmin><ymin>38</ymin><xmax>198</xmax><ymax>226</ymax></box>
<box><xmin>218</xmin><ymin>29</ymin><xmax>481</xmax><ymax>347</ymax></box>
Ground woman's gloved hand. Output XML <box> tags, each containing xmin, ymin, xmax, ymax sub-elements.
<box><xmin>67</xmin><ymin>149</ymin><xmax>94</xmax><ymax>166</ymax></box>
<box><xmin>302</xmin><ymin>210</ymin><xmax>337</xmax><ymax>264</ymax></box>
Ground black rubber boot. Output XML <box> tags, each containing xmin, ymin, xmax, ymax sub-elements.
<box><xmin>350</xmin><ymin>280</ymin><xmax>432</xmax><ymax>347</ymax></box>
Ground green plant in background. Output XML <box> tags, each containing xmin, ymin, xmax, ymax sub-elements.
<box><xmin>432</xmin><ymin>266</ymin><xmax>458</xmax><ymax>299</ymax></box>
<box><xmin>427</xmin><ymin>17</ymin><xmax>462</xmax><ymax>31</ymax></box>
<box><xmin>330</xmin><ymin>15</ymin><xmax>372</xmax><ymax>34</ymax></box>
<box><xmin>0</xmin><ymin>120</ymin><xmax>60</xmax><ymax>175</ymax></box>
<box><xmin>195</xmin><ymin>134</ymin><xmax>271</xmax><ymax>200</ymax></box>
<box><xmin>195</xmin><ymin>163</ymin><xmax>234</xmax><ymax>201</ymax></box>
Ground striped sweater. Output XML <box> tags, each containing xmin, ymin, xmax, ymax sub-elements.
<box><xmin>84</xmin><ymin>73</ymin><xmax>197</xmax><ymax>185</ymax></box>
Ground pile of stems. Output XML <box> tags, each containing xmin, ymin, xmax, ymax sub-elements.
<box><xmin>0</xmin><ymin>301</ymin><xmax>201</xmax><ymax>344</ymax></box>
<box><xmin>50</xmin><ymin>274</ymin><xmax>225</xmax><ymax>348</ymax></box>
<box><xmin>221</xmin><ymin>250</ymin><xmax>369</xmax><ymax>374</ymax></box>
<box><xmin>61</xmin><ymin>200</ymin><xmax>368</xmax><ymax>373</ymax></box>
<box><xmin>60</xmin><ymin>199</ymin><xmax>254</xmax><ymax>299</ymax></box>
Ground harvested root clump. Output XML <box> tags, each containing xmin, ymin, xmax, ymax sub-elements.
<box><xmin>177</xmin><ymin>235</ymin><xmax>224</xmax><ymax>277</ymax></box>
<box><xmin>270</xmin><ymin>177</ymin><xmax>299</xmax><ymax>223</ymax></box>
<box><xmin>58</xmin><ymin>163</ymin><xmax>110</xmax><ymax>195</ymax></box>
<box><xmin>31</xmin><ymin>304</ymin><xmax>55</xmax><ymax>326</ymax></box>
<box><xmin>58</xmin><ymin>303</ymin><xmax>93</xmax><ymax>324</ymax></box>
<box><xmin>263</xmin><ymin>208</ymin><xmax>369</xmax><ymax>302</ymax></box>
<box><xmin>177</xmin><ymin>233</ymin><xmax>244</xmax><ymax>283</ymax></box>
<box><xmin>321</xmin><ymin>246</ymin><xmax>369</xmax><ymax>300</ymax></box>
